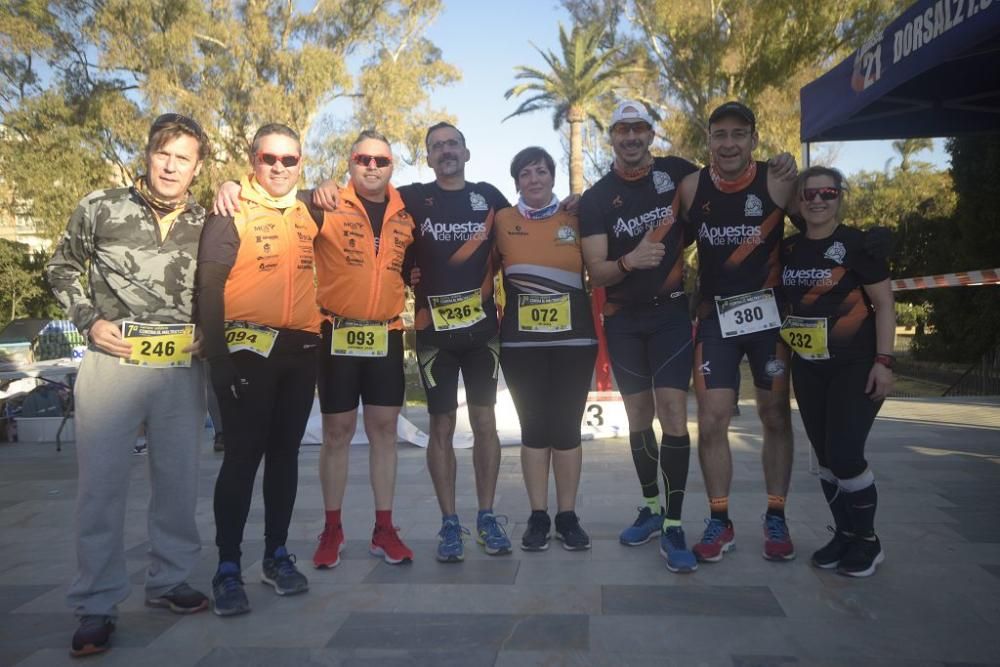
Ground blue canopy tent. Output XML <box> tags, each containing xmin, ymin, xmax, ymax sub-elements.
<box><xmin>801</xmin><ymin>0</ymin><xmax>1000</xmax><ymax>145</ymax></box>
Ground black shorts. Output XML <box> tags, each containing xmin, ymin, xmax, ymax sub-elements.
<box><xmin>694</xmin><ymin>317</ymin><xmax>789</xmax><ymax>392</ymax></box>
<box><xmin>501</xmin><ymin>345</ymin><xmax>597</xmax><ymax>450</ymax></box>
<box><xmin>318</xmin><ymin>323</ymin><xmax>404</xmax><ymax>414</ymax></box>
<box><xmin>416</xmin><ymin>328</ymin><xmax>500</xmax><ymax>414</ymax></box>
<box><xmin>603</xmin><ymin>302</ymin><xmax>693</xmax><ymax>395</ymax></box>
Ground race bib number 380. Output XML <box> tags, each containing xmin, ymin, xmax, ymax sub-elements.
<box><xmin>715</xmin><ymin>288</ymin><xmax>781</xmax><ymax>338</ymax></box>
<box><xmin>429</xmin><ymin>288</ymin><xmax>486</xmax><ymax>331</ymax></box>
<box><xmin>518</xmin><ymin>293</ymin><xmax>571</xmax><ymax>333</ymax></box>
<box><xmin>331</xmin><ymin>318</ymin><xmax>388</xmax><ymax>357</ymax></box>
<box><xmin>120</xmin><ymin>322</ymin><xmax>195</xmax><ymax>368</ymax></box>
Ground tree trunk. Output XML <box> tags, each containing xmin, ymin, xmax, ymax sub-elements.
<box><xmin>569</xmin><ymin>117</ymin><xmax>585</xmax><ymax>195</ymax></box>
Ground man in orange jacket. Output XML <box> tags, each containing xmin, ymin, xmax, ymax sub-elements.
<box><xmin>310</xmin><ymin>130</ymin><xmax>416</xmax><ymax>568</ymax></box>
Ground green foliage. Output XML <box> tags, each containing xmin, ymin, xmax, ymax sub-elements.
<box><xmin>504</xmin><ymin>22</ymin><xmax>636</xmax><ymax>194</ymax></box>
<box><xmin>911</xmin><ymin>135</ymin><xmax>1000</xmax><ymax>362</ymax></box>
<box><xmin>0</xmin><ymin>239</ymin><xmax>57</xmax><ymax>327</ymax></box>
<box><xmin>0</xmin><ymin>0</ymin><xmax>457</xmax><ymax>241</ymax></box>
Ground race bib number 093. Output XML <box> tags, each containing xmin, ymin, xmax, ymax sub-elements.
<box><xmin>331</xmin><ymin>318</ymin><xmax>388</xmax><ymax>357</ymax></box>
<box><xmin>517</xmin><ymin>293</ymin><xmax>571</xmax><ymax>333</ymax></box>
<box><xmin>429</xmin><ymin>288</ymin><xmax>486</xmax><ymax>331</ymax></box>
<box><xmin>715</xmin><ymin>288</ymin><xmax>781</xmax><ymax>338</ymax></box>
<box><xmin>120</xmin><ymin>322</ymin><xmax>195</xmax><ymax>368</ymax></box>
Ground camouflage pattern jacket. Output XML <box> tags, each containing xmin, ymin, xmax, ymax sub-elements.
<box><xmin>45</xmin><ymin>187</ymin><xmax>206</xmax><ymax>335</ymax></box>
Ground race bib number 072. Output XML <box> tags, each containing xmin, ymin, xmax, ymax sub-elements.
<box><xmin>715</xmin><ymin>288</ymin><xmax>781</xmax><ymax>338</ymax></box>
<box><xmin>517</xmin><ymin>293</ymin><xmax>571</xmax><ymax>333</ymax></box>
<box><xmin>120</xmin><ymin>322</ymin><xmax>195</xmax><ymax>368</ymax></box>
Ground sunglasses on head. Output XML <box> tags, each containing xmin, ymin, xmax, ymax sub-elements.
<box><xmin>257</xmin><ymin>153</ymin><xmax>300</xmax><ymax>167</ymax></box>
<box><xmin>802</xmin><ymin>187</ymin><xmax>840</xmax><ymax>201</ymax></box>
<box><xmin>352</xmin><ymin>153</ymin><xmax>392</xmax><ymax>168</ymax></box>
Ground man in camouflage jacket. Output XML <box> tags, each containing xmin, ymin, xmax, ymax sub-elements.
<box><xmin>46</xmin><ymin>114</ymin><xmax>212</xmax><ymax>657</ymax></box>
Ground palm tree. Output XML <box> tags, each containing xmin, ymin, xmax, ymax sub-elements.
<box><xmin>892</xmin><ymin>138</ymin><xmax>934</xmax><ymax>172</ymax></box>
<box><xmin>504</xmin><ymin>23</ymin><xmax>633</xmax><ymax>195</ymax></box>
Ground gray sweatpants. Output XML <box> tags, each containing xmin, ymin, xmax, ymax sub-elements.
<box><xmin>66</xmin><ymin>350</ymin><xmax>206</xmax><ymax>618</ymax></box>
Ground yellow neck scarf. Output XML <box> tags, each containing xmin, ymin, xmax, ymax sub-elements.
<box><xmin>241</xmin><ymin>174</ymin><xmax>299</xmax><ymax>210</ymax></box>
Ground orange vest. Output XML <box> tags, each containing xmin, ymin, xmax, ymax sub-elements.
<box><xmin>314</xmin><ymin>182</ymin><xmax>413</xmax><ymax>329</ymax></box>
<box><xmin>224</xmin><ymin>188</ymin><xmax>322</xmax><ymax>334</ymax></box>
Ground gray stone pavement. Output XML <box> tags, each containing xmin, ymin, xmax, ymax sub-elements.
<box><xmin>1</xmin><ymin>396</ymin><xmax>999</xmax><ymax>666</ymax></box>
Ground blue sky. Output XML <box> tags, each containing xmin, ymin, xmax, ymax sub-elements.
<box><xmin>386</xmin><ymin>1</ymin><xmax>949</xmax><ymax>202</ymax></box>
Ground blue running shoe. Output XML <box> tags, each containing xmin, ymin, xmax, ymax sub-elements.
<box><xmin>437</xmin><ymin>516</ymin><xmax>468</xmax><ymax>563</ymax></box>
<box><xmin>659</xmin><ymin>526</ymin><xmax>697</xmax><ymax>573</ymax></box>
<box><xmin>477</xmin><ymin>512</ymin><xmax>512</xmax><ymax>555</ymax></box>
<box><xmin>619</xmin><ymin>506</ymin><xmax>663</xmax><ymax>546</ymax></box>
<box><xmin>212</xmin><ymin>562</ymin><xmax>250</xmax><ymax>617</ymax></box>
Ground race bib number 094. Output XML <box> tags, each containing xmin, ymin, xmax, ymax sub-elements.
<box><xmin>120</xmin><ymin>322</ymin><xmax>195</xmax><ymax>368</ymax></box>
<box><xmin>429</xmin><ymin>288</ymin><xmax>486</xmax><ymax>331</ymax></box>
<box><xmin>331</xmin><ymin>318</ymin><xmax>388</xmax><ymax>357</ymax></box>
<box><xmin>715</xmin><ymin>288</ymin><xmax>781</xmax><ymax>338</ymax></box>
<box><xmin>224</xmin><ymin>321</ymin><xmax>278</xmax><ymax>357</ymax></box>
<box><xmin>780</xmin><ymin>316</ymin><xmax>830</xmax><ymax>360</ymax></box>
<box><xmin>517</xmin><ymin>293</ymin><xmax>571</xmax><ymax>333</ymax></box>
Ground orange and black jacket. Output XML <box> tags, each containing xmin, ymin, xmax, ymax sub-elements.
<box><xmin>197</xmin><ymin>182</ymin><xmax>323</xmax><ymax>359</ymax></box>
<box><xmin>313</xmin><ymin>181</ymin><xmax>414</xmax><ymax>330</ymax></box>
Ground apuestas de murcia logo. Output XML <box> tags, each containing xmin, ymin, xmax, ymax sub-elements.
<box><xmin>420</xmin><ymin>218</ymin><xmax>488</xmax><ymax>242</ymax></box>
<box><xmin>823</xmin><ymin>241</ymin><xmax>847</xmax><ymax>265</ymax></box>
<box><xmin>469</xmin><ymin>192</ymin><xmax>488</xmax><ymax>211</ymax></box>
<box><xmin>653</xmin><ymin>171</ymin><xmax>675</xmax><ymax>194</ymax></box>
<box><xmin>782</xmin><ymin>266</ymin><xmax>834</xmax><ymax>286</ymax></box>
<box><xmin>744</xmin><ymin>193</ymin><xmax>763</xmax><ymax>217</ymax></box>
<box><xmin>698</xmin><ymin>223</ymin><xmax>762</xmax><ymax>246</ymax></box>
<box><xmin>613</xmin><ymin>205</ymin><xmax>673</xmax><ymax>238</ymax></box>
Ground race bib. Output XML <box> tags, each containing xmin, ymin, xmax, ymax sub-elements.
<box><xmin>224</xmin><ymin>321</ymin><xmax>278</xmax><ymax>357</ymax></box>
<box><xmin>517</xmin><ymin>293</ymin><xmax>571</xmax><ymax>333</ymax></box>
<box><xmin>331</xmin><ymin>318</ymin><xmax>388</xmax><ymax>357</ymax></box>
<box><xmin>429</xmin><ymin>288</ymin><xmax>486</xmax><ymax>331</ymax></box>
<box><xmin>120</xmin><ymin>322</ymin><xmax>194</xmax><ymax>368</ymax></box>
<box><xmin>715</xmin><ymin>288</ymin><xmax>781</xmax><ymax>338</ymax></box>
<box><xmin>780</xmin><ymin>316</ymin><xmax>830</xmax><ymax>360</ymax></box>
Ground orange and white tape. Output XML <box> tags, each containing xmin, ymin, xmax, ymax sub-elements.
<box><xmin>892</xmin><ymin>268</ymin><xmax>1000</xmax><ymax>291</ymax></box>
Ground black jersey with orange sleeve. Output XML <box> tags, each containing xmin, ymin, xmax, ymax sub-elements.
<box><xmin>780</xmin><ymin>225</ymin><xmax>890</xmax><ymax>361</ymax></box>
<box><xmin>579</xmin><ymin>156</ymin><xmax>698</xmax><ymax>314</ymax></box>
<box><xmin>687</xmin><ymin>161</ymin><xmax>785</xmax><ymax>318</ymax></box>
<box><xmin>494</xmin><ymin>207</ymin><xmax>596</xmax><ymax>347</ymax></box>
<box><xmin>399</xmin><ymin>181</ymin><xmax>510</xmax><ymax>333</ymax></box>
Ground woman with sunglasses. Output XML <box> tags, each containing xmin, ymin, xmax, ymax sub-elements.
<box><xmin>780</xmin><ymin>165</ymin><xmax>894</xmax><ymax>577</ymax></box>
<box><xmin>197</xmin><ymin>124</ymin><xmax>321</xmax><ymax>615</ymax></box>
<box><xmin>494</xmin><ymin>147</ymin><xmax>598</xmax><ymax>551</ymax></box>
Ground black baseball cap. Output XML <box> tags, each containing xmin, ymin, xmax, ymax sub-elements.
<box><xmin>148</xmin><ymin>113</ymin><xmax>207</xmax><ymax>143</ymax></box>
<box><xmin>708</xmin><ymin>101</ymin><xmax>756</xmax><ymax>129</ymax></box>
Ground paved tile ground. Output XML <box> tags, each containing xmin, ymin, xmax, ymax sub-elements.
<box><xmin>1</xmin><ymin>396</ymin><xmax>999</xmax><ymax>666</ymax></box>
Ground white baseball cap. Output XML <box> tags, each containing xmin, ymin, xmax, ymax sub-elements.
<box><xmin>610</xmin><ymin>101</ymin><xmax>653</xmax><ymax>128</ymax></box>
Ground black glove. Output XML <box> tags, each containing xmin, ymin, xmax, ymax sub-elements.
<box><xmin>864</xmin><ymin>226</ymin><xmax>893</xmax><ymax>260</ymax></box>
<box><xmin>209</xmin><ymin>355</ymin><xmax>248</xmax><ymax>401</ymax></box>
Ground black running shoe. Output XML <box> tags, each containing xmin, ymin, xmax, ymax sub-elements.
<box><xmin>837</xmin><ymin>535</ymin><xmax>884</xmax><ymax>578</ymax></box>
<box><xmin>554</xmin><ymin>511</ymin><xmax>591</xmax><ymax>551</ymax></box>
<box><xmin>521</xmin><ymin>511</ymin><xmax>551</xmax><ymax>551</ymax></box>
<box><xmin>70</xmin><ymin>615</ymin><xmax>114</xmax><ymax>657</ymax></box>
<box><xmin>811</xmin><ymin>527</ymin><xmax>854</xmax><ymax>569</ymax></box>
<box><xmin>261</xmin><ymin>546</ymin><xmax>309</xmax><ymax>595</ymax></box>
<box><xmin>212</xmin><ymin>562</ymin><xmax>250</xmax><ymax>617</ymax></box>
<box><xmin>145</xmin><ymin>582</ymin><xmax>209</xmax><ymax>614</ymax></box>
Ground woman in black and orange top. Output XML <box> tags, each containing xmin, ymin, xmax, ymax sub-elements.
<box><xmin>495</xmin><ymin>147</ymin><xmax>598</xmax><ymax>552</ymax></box>
<box><xmin>197</xmin><ymin>124</ymin><xmax>321</xmax><ymax>615</ymax></box>
<box><xmin>780</xmin><ymin>165</ymin><xmax>894</xmax><ymax>578</ymax></box>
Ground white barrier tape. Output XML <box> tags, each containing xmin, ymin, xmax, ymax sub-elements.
<box><xmin>892</xmin><ymin>268</ymin><xmax>1000</xmax><ymax>291</ymax></box>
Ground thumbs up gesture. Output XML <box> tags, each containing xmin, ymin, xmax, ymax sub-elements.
<box><xmin>625</xmin><ymin>226</ymin><xmax>666</xmax><ymax>270</ymax></box>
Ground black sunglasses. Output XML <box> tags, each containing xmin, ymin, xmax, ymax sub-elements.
<box><xmin>352</xmin><ymin>153</ymin><xmax>392</xmax><ymax>168</ymax></box>
<box><xmin>802</xmin><ymin>187</ymin><xmax>840</xmax><ymax>201</ymax></box>
<box><xmin>257</xmin><ymin>153</ymin><xmax>301</xmax><ymax>167</ymax></box>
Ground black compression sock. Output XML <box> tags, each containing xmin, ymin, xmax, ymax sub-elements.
<box><xmin>659</xmin><ymin>433</ymin><xmax>691</xmax><ymax>522</ymax></box>
<box><xmin>629</xmin><ymin>428</ymin><xmax>659</xmax><ymax>501</ymax></box>
<box><xmin>845</xmin><ymin>483</ymin><xmax>878</xmax><ymax>538</ymax></box>
<box><xmin>820</xmin><ymin>478</ymin><xmax>852</xmax><ymax>533</ymax></box>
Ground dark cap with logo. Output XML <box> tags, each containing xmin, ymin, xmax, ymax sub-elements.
<box><xmin>708</xmin><ymin>101</ymin><xmax>756</xmax><ymax>130</ymax></box>
<box><xmin>148</xmin><ymin>113</ymin><xmax>207</xmax><ymax>144</ymax></box>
